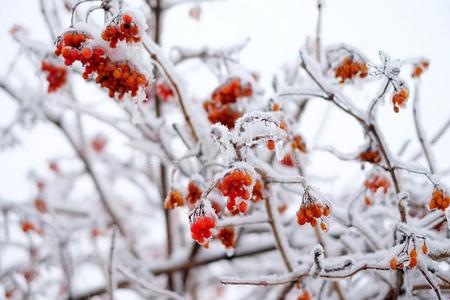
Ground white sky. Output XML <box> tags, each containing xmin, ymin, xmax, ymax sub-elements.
<box><xmin>0</xmin><ymin>0</ymin><xmax>449</xmax><ymax>200</ymax></box>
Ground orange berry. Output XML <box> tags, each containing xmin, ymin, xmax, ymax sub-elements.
<box><xmin>389</xmin><ymin>258</ymin><xmax>397</xmax><ymax>269</ymax></box>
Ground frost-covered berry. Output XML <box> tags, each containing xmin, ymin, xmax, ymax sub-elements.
<box><xmin>359</xmin><ymin>149</ymin><xmax>381</xmax><ymax>164</ymax></box>
<box><xmin>296</xmin><ymin>190</ymin><xmax>331</xmax><ymax>231</ymax></box>
<box><xmin>364</xmin><ymin>174</ymin><xmax>390</xmax><ymax>194</ymax></box>
<box><xmin>91</xmin><ymin>135</ymin><xmax>107</xmax><ymax>154</ymax></box>
<box><xmin>54</xmin><ymin>31</ymin><xmax>92</xmax><ymax>65</ymax></box>
<box><xmin>412</xmin><ymin>60</ymin><xmax>429</xmax><ymax>78</ymax></box>
<box><xmin>34</xmin><ymin>198</ymin><xmax>47</xmax><ymax>214</ymax></box>
<box><xmin>335</xmin><ymin>56</ymin><xmax>368</xmax><ymax>83</ymax></box>
<box><xmin>203</xmin><ymin>78</ymin><xmax>252</xmax><ymax>129</ymax></box>
<box><xmin>156</xmin><ymin>81</ymin><xmax>174</xmax><ymax>101</ymax></box>
<box><xmin>428</xmin><ymin>188</ymin><xmax>449</xmax><ymax>211</ymax></box>
<box><xmin>190</xmin><ymin>216</ymin><xmax>216</xmax><ymax>248</ymax></box>
<box><xmin>217</xmin><ymin>170</ymin><xmax>253</xmax><ymax>214</ymax></box>
<box><xmin>216</xmin><ymin>227</ymin><xmax>236</xmax><ymax>249</ymax></box>
<box><xmin>101</xmin><ymin>14</ymin><xmax>141</xmax><ymax>48</ymax></box>
<box><xmin>291</xmin><ymin>134</ymin><xmax>307</xmax><ymax>153</ymax></box>
<box><xmin>164</xmin><ymin>189</ymin><xmax>185</xmax><ymax>209</ymax></box>
<box><xmin>186</xmin><ymin>181</ymin><xmax>202</xmax><ymax>206</ymax></box>
<box><xmin>392</xmin><ymin>88</ymin><xmax>409</xmax><ymax>113</ymax></box>
<box><xmin>41</xmin><ymin>60</ymin><xmax>67</xmax><ymax>92</ymax></box>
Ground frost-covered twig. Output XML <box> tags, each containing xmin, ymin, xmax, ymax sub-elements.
<box><xmin>107</xmin><ymin>227</ymin><xmax>117</xmax><ymax>300</ymax></box>
<box><xmin>117</xmin><ymin>267</ymin><xmax>186</xmax><ymax>300</ymax></box>
<box><xmin>412</xmin><ymin>82</ymin><xmax>436</xmax><ymax>173</ymax></box>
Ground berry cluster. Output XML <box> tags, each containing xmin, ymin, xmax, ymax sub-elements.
<box><xmin>428</xmin><ymin>188</ymin><xmax>449</xmax><ymax>211</ymax></box>
<box><xmin>217</xmin><ymin>170</ymin><xmax>253</xmax><ymax>214</ymax></box>
<box><xmin>291</xmin><ymin>135</ymin><xmax>307</xmax><ymax>153</ymax></box>
<box><xmin>203</xmin><ymin>104</ymin><xmax>242</xmax><ymax>129</ymax></box>
<box><xmin>156</xmin><ymin>81</ymin><xmax>174</xmax><ymax>101</ymax></box>
<box><xmin>216</xmin><ymin>227</ymin><xmax>236</xmax><ymax>249</ymax></box>
<box><xmin>203</xmin><ymin>78</ymin><xmax>253</xmax><ymax>129</ymax></box>
<box><xmin>54</xmin><ymin>31</ymin><xmax>92</xmax><ymax>65</ymax></box>
<box><xmin>164</xmin><ymin>189</ymin><xmax>185</xmax><ymax>209</ymax></box>
<box><xmin>186</xmin><ymin>181</ymin><xmax>203</xmax><ymax>206</ymax></box>
<box><xmin>391</xmin><ymin>88</ymin><xmax>409</xmax><ymax>113</ymax></box>
<box><xmin>41</xmin><ymin>60</ymin><xmax>67</xmax><ymax>92</ymax></box>
<box><xmin>296</xmin><ymin>202</ymin><xmax>330</xmax><ymax>231</ymax></box>
<box><xmin>389</xmin><ymin>239</ymin><xmax>427</xmax><ymax>270</ymax></box>
<box><xmin>190</xmin><ymin>216</ymin><xmax>216</xmax><ymax>248</ymax></box>
<box><xmin>101</xmin><ymin>14</ymin><xmax>141</xmax><ymax>48</ymax></box>
<box><xmin>364</xmin><ymin>174</ymin><xmax>390</xmax><ymax>194</ymax></box>
<box><xmin>94</xmin><ymin>60</ymin><xmax>148</xmax><ymax>98</ymax></box>
<box><xmin>55</xmin><ymin>28</ymin><xmax>149</xmax><ymax>99</ymax></box>
<box><xmin>189</xmin><ymin>201</ymin><xmax>217</xmax><ymax>247</ymax></box>
<box><xmin>412</xmin><ymin>60</ymin><xmax>429</xmax><ymax>78</ymax></box>
<box><xmin>359</xmin><ymin>149</ymin><xmax>381</xmax><ymax>164</ymax></box>
<box><xmin>334</xmin><ymin>56</ymin><xmax>368</xmax><ymax>83</ymax></box>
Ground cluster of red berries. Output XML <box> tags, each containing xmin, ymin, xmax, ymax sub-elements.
<box><xmin>41</xmin><ymin>60</ymin><xmax>67</xmax><ymax>92</ymax></box>
<box><xmin>156</xmin><ymin>81</ymin><xmax>174</xmax><ymax>101</ymax></box>
<box><xmin>164</xmin><ymin>189</ymin><xmax>185</xmax><ymax>209</ymax></box>
<box><xmin>428</xmin><ymin>188</ymin><xmax>449</xmax><ymax>211</ymax></box>
<box><xmin>203</xmin><ymin>78</ymin><xmax>253</xmax><ymax>129</ymax></box>
<box><xmin>55</xmin><ymin>26</ymin><xmax>148</xmax><ymax>99</ymax></box>
<box><xmin>364</xmin><ymin>174</ymin><xmax>390</xmax><ymax>194</ymax></box>
<box><xmin>94</xmin><ymin>60</ymin><xmax>149</xmax><ymax>98</ymax></box>
<box><xmin>164</xmin><ymin>182</ymin><xmax>204</xmax><ymax>209</ymax></box>
<box><xmin>54</xmin><ymin>31</ymin><xmax>92</xmax><ymax>65</ymax></box>
<box><xmin>392</xmin><ymin>88</ymin><xmax>409</xmax><ymax>113</ymax></box>
<box><xmin>296</xmin><ymin>201</ymin><xmax>330</xmax><ymax>231</ymax></box>
<box><xmin>390</xmin><ymin>242</ymin><xmax>427</xmax><ymax>270</ymax></box>
<box><xmin>359</xmin><ymin>149</ymin><xmax>381</xmax><ymax>164</ymax></box>
<box><xmin>281</xmin><ymin>153</ymin><xmax>295</xmax><ymax>167</ymax></box>
<box><xmin>101</xmin><ymin>14</ymin><xmax>141</xmax><ymax>48</ymax></box>
<box><xmin>335</xmin><ymin>56</ymin><xmax>368</xmax><ymax>83</ymax></box>
<box><xmin>217</xmin><ymin>170</ymin><xmax>253</xmax><ymax>214</ymax></box>
<box><xmin>190</xmin><ymin>216</ymin><xmax>216</xmax><ymax>248</ymax></box>
<box><xmin>412</xmin><ymin>60</ymin><xmax>429</xmax><ymax>78</ymax></box>
<box><xmin>186</xmin><ymin>181</ymin><xmax>203</xmax><ymax>206</ymax></box>
<box><xmin>216</xmin><ymin>227</ymin><xmax>236</xmax><ymax>249</ymax></box>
